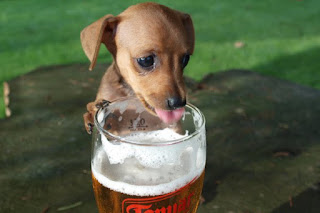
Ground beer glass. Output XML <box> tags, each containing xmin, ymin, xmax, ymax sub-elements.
<box><xmin>91</xmin><ymin>97</ymin><xmax>206</xmax><ymax>213</ymax></box>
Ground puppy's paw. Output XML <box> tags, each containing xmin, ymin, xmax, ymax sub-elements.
<box><xmin>83</xmin><ymin>112</ymin><xmax>94</xmax><ymax>134</ymax></box>
<box><xmin>94</xmin><ymin>99</ymin><xmax>111</xmax><ymax>109</ymax></box>
<box><xmin>84</xmin><ymin>99</ymin><xmax>111</xmax><ymax>134</ymax></box>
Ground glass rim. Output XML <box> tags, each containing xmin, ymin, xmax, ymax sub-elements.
<box><xmin>94</xmin><ymin>96</ymin><xmax>205</xmax><ymax>146</ymax></box>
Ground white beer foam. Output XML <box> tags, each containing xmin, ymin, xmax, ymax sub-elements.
<box><xmin>92</xmin><ymin>163</ymin><xmax>204</xmax><ymax>196</ymax></box>
<box><xmin>101</xmin><ymin>128</ymin><xmax>191</xmax><ymax>168</ymax></box>
<box><xmin>92</xmin><ymin>128</ymin><xmax>206</xmax><ymax>196</ymax></box>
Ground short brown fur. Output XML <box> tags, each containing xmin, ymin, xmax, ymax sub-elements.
<box><xmin>81</xmin><ymin>2</ymin><xmax>195</xmax><ymax>134</ymax></box>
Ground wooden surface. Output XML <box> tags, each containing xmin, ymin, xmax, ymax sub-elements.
<box><xmin>0</xmin><ymin>64</ymin><xmax>320</xmax><ymax>213</ymax></box>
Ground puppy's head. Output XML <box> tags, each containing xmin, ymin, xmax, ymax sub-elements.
<box><xmin>81</xmin><ymin>3</ymin><xmax>195</xmax><ymax>123</ymax></box>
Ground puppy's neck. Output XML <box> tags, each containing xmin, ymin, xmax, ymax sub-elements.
<box><xmin>111</xmin><ymin>62</ymin><xmax>128</xmax><ymax>87</ymax></box>
<box><xmin>111</xmin><ymin>61</ymin><xmax>121</xmax><ymax>79</ymax></box>
<box><xmin>110</xmin><ymin>62</ymin><xmax>134</xmax><ymax>97</ymax></box>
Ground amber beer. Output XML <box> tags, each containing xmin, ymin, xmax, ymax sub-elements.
<box><xmin>92</xmin><ymin>170</ymin><xmax>205</xmax><ymax>213</ymax></box>
<box><xmin>92</xmin><ymin>97</ymin><xmax>206</xmax><ymax>213</ymax></box>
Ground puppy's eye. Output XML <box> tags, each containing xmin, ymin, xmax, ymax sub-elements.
<box><xmin>182</xmin><ymin>54</ymin><xmax>190</xmax><ymax>68</ymax></box>
<box><xmin>137</xmin><ymin>55</ymin><xmax>155</xmax><ymax>70</ymax></box>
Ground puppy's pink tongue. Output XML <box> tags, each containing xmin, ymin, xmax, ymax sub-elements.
<box><xmin>155</xmin><ymin>108</ymin><xmax>185</xmax><ymax>124</ymax></box>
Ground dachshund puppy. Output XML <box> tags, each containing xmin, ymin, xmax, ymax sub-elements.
<box><xmin>81</xmin><ymin>2</ymin><xmax>195</xmax><ymax>134</ymax></box>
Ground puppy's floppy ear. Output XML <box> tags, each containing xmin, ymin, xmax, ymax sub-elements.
<box><xmin>181</xmin><ymin>14</ymin><xmax>195</xmax><ymax>54</ymax></box>
<box><xmin>80</xmin><ymin>15</ymin><xmax>118</xmax><ymax>71</ymax></box>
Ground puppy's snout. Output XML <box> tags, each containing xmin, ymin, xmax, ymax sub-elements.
<box><xmin>167</xmin><ymin>97</ymin><xmax>186</xmax><ymax>110</ymax></box>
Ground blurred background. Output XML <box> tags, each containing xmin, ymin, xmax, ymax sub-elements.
<box><xmin>1</xmin><ymin>0</ymin><xmax>319</xmax><ymax>118</ymax></box>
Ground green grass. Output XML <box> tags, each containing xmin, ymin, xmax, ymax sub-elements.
<box><xmin>1</xmin><ymin>0</ymin><xmax>320</xmax><ymax>117</ymax></box>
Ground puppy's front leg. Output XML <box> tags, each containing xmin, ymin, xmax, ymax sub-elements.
<box><xmin>83</xmin><ymin>99</ymin><xmax>110</xmax><ymax>134</ymax></box>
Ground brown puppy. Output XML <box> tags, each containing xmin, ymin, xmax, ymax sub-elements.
<box><xmin>81</xmin><ymin>2</ymin><xmax>195</xmax><ymax>134</ymax></box>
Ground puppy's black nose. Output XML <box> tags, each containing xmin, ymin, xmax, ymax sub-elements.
<box><xmin>167</xmin><ymin>97</ymin><xmax>186</xmax><ymax>110</ymax></box>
